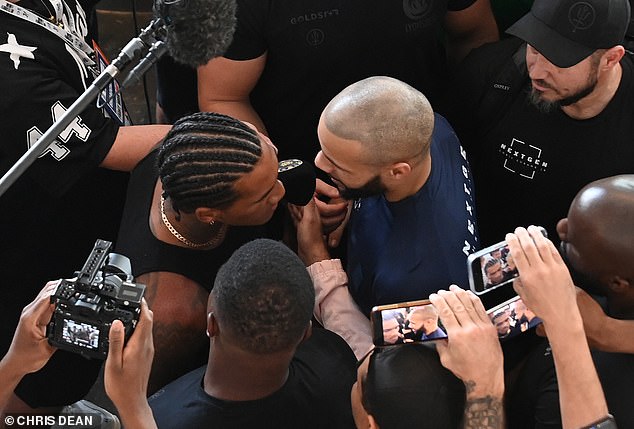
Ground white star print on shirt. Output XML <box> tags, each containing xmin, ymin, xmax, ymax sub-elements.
<box><xmin>0</xmin><ymin>33</ymin><xmax>37</xmax><ymax>70</ymax></box>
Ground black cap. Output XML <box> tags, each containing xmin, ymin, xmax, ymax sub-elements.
<box><xmin>507</xmin><ymin>0</ymin><xmax>631</xmax><ymax>68</ymax></box>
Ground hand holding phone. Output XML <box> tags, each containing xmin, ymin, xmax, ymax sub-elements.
<box><xmin>468</xmin><ymin>226</ymin><xmax>547</xmax><ymax>295</ymax></box>
<box><xmin>429</xmin><ymin>286</ymin><xmax>505</xmax><ymax>400</ymax></box>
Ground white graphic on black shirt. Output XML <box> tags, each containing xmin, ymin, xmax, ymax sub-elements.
<box><xmin>499</xmin><ymin>138</ymin><xmax>548</xmax><ymax>180</ymax></box>
<box><xmin>26</xmin><ymin>101</ymin><xmax>91</xmax><ymax>161</ymax></box>
<box><xmin>0</xmin><ymin>33</ymin><xmax>37</xmax><ymax>70</ymax></box>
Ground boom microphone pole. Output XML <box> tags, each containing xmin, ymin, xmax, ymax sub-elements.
<box><xmin>0</xmin><ymin>18</ymin><xmax>167</xmax><ymax>198</ymax></box>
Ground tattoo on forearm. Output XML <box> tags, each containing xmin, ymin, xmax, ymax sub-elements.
<box><xmin>463</xmin><ymin>381</ymin><xmax>505</xmax><ymax>429</ymax></box>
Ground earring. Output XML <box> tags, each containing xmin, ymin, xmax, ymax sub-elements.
<box><xmin>209</xmin><ymin>219</ymin><xmax>215</xmax><ymax>226</ymax></box>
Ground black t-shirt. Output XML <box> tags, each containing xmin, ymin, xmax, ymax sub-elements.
<box><xmin>0</xmin><ymin>0</ymin><xmax>128</xmax><ymax>407</ymax></box>
<box><xmin>115</xmin><ymin>150</ymin><xmax>269</xmax><ymax>291</ymax></box>
<box><xmin>149</xmin><ymin>328</ymin><xmax>357</xmax><ymax>429</ymax></box>
<box><xmin>592</xmin><ymin>349</ymin><xmax>634</xmax><ymax>427</ymax></box>
<box><xmin>448</xmin><ymin>38</ymin><xmax>634</xmax><ymax>245</ymax></box>
<box><xmin>220</xmin><ymin>0</ymin><xmax>476</xmax><ymax>162</ymax></box>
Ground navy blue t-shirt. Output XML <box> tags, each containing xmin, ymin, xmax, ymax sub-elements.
<box><xmin>347</xmin><ymin>114</ymin><xmax>479</xmax><ymax>315</ymax></box>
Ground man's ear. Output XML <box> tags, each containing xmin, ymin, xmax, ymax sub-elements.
<box><xmin>386</xmin><ymin>162</ymin><xmax>411</xmax><ymax>181</ymax></box>
<box><xmin>602</xmin><ymin>46</ymin><xmax>625</xmax><ymax>69</ymax></box>
<box><xmin>207</xmin><ymin>311</ymin><xmax>219</xmax><ymax>338</ymax></box>
<box><xmin>299</xmin><ymin>321</ymin><xmax>313</xmax><ymax>345</ymax></box>
<box><xmin>195</xmin><ymin>206</ymin><xmax>224</xmax><ymax>224</ymax></box>
<box><xmin>368</xmin><ymin>414</ymin><xmax>380</xmax><ymax>429</ymax></box>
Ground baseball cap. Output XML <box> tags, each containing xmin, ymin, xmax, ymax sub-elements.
<box><xmin>506</xmin><ymin>0</ymin><xmax>631</xmax><ymax>68</ymax></box>
<box><xmin>362</xmin><ymin>344</ymin><xmax>465</xmax><ymax>428</ymax></box>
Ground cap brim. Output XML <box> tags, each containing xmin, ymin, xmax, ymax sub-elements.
<box><xmin>506</xmin><ymin>13</ymin><xmax>596</xmax><ymax>68</ymax></box>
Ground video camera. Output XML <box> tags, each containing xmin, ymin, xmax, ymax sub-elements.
<box><xmin>47</xmin><ymin>239</ymin><xmax>145</xmax><ymax>359</ymax></box>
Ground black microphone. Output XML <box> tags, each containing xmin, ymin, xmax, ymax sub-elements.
<box><xmin>154</xmin><ymin>0</ymin><xmax>237</xmax><ymax>68</ymax></box>
<box><xmin>278</xmin><ymin>160</ymin><xmax>316</xmax><ymax>206</ymax></box>
<box><xmin>120</xmin><ymin>40</ymin><xmax>168</xmax><ymax>90</ymax></box>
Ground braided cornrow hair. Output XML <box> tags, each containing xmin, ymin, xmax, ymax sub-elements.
<box><xmin>157</xmin><ymin>112</ymin><xmax>262</xmax><ymax>214</ymax></box>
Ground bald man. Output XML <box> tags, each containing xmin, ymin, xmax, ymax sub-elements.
<box><xmin>404</xmin><ymin>305</ymin><xmax>447</xmax><ymax>342</ymax></box>
<box><xmin>315</xmin><ymin>76</ymin><xmax>479</xmax><ymax>315</ymax></box>
<box><xmin>556</xmin><ymin>174</ymin><xmax>634</xmax><ymax>426</ymax></box>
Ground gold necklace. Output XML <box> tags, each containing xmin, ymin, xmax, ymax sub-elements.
<box><xmin>160</xmin><ymin>196</ymin><xmax>227</xmax><ymax>249</ymax></box>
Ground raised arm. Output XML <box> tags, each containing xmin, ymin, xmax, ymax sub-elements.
<box><xmin>289</xmin><ymin>199</ymin><xmax>373</xmax><ymax>359</ymax></box>
<box><xmin>429</xmin><ymin>286</ymin><xmax>505</xmax><ymax>429</ymax></box>
<box><xmin>100</xmin><ymin>125</ymin><xmax>170</xmax><ymax>172</ymax></box>
<box><xmin>197</xmin><ymin>55</ymin><xmax>268</xmax><ymax>133</ymax></box>
<box><xmin>507</xmin><ymin>226</ymin><xmax>611</xmax><ymax>429</ymax></box>
<box><xmin>576</xmin><ymin>287</ymin><xmax>634</xmax><ymax>354</ymax></box>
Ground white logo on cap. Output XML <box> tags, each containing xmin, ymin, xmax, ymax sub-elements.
<box><xmin>568</xmin><ymin>2</ymin><xmax>596</xmax><ymax>32</ymax></box>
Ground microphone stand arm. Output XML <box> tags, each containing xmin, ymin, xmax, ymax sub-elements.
<box><xmin>0</xmin><ymin>18</ymin><xmax>167</xmax><ymax>198</ymax></box>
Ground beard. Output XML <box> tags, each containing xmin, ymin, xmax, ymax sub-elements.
<box><xmin>338</xmin><ymin>174</ymin><xmax>386</xmax><ymax>200</ymax></box>
<box><xmin>529</xmin><ymin>65</ymin><xmax>599</xmax><ymax>114</ymax></box>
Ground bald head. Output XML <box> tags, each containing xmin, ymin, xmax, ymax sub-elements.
<box><xmin>566</xmin><ymin>175</ymin><xmax>634</xmax><ymax>277</ymax></box>
<box><xmin>321</xmin><ymin>76</ymin><xmax>434</xmax><ymax>164</ymax></box>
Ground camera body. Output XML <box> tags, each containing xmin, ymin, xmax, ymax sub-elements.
<box><xmin>47</xmin><ymin>239</ymin><xmax>145</xmax><ymax>359</ymax></box>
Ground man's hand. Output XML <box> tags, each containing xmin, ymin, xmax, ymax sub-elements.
<box><xmin>288</xmin><ymin>198</ymin><xmax>331</xmax><ymax>266</ymax></box>
<box><xmin>4</xmin><ymin>281</ymin><xmax>58</xmax><ymax>375</ymax></box>
<box><xmin>314</xmin><ymin>179</ymin><xmax>350</xmax><ymax>247</ymax></box>
<box><xmin>429</xmin><ymin>286</ymin><xmax>504</xmax><ymax>399</ymax></box>
<box><xmin>506</xmin><ymin>226</ymin><xmax>579</xmax><ymax>331</ymax></box>
<box><xmin>105</xmin><ymin>299</ymin><xmax>154</xmax><ymax>414</ymax></box>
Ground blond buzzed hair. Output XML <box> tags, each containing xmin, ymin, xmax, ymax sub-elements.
<box><xmin>321</xmin><ymin>76</ymin><xmax>434</xmax><ymax>165</ymax></box>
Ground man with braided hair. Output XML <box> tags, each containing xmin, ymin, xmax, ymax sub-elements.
<box><xmin>116</xmin><ymin>112</ymin><xmax>286</xmax><ymax>393</ymax></box>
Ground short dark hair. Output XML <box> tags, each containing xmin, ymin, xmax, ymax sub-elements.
<box><xmin>157</xmin><ymin>112</ymin><xmax>262</xmax><ymax>214</ymax></box>
<box><xmin>211</xmin><ymin>239</ymin><xmax>315</xmax><ymax>354</ymax></box>
<box><xmin>362</xmin><ymin>345</ymin><xmax>465</xmax><ymax>429</ymax></box>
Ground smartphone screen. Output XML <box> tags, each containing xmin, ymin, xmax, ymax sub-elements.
<box><xmin>468</xmin><ymin>241</ymin><xmax>518</xmax><ymax>294</ymax></box>
<box><xmin>486</xmin><ymin>296</ymin><xmax>542</xmax><ymax>342</ymax></box>
<box><xmin>468</xmin><ymin>227</ymin><xmax>547</xmax><ymax>295</ymax></box>
<box><xmin>370</xmin><ymin>300</ymin><xmax>447</xmax><ymax>346</ymax></box>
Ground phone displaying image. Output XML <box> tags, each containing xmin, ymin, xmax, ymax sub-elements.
<box><xmin>486</xmin><ymin>296</ymin><xmax>542</xmax><ymax>342</ymax></box>
<box><xmin>467</xmin><ymin>227</ymin><xmax>547</xmax><ymax>295</ymax></box>
<box><xmin>370</xmin><ymin>299</ymin><xmax>447</xmax><ymax>347</ymax></box>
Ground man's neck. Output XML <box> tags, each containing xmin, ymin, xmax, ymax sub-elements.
<box><xmin>562</xmin><ymin>63</ymin><xmax>623</xmax><ymax>120</ymax></box>
<box><xmin>203</xmin><ymin>342</ymin><xmax>292</xmax><ymax>402</ymax></box>
<box><xmin>384</xmin><ymin>155</ymin><xmax>432</xmax><ymax>202</ymax></box>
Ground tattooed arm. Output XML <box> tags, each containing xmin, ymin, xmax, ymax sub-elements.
<box><xmin>430</xmin><ymin>286</ymin><xmax>505</xmax><ymax>429</ymax></box>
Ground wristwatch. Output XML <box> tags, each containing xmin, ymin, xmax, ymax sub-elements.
<box><xmin>582</xmin><ymin>415</ymin><xmax>617</xmax><ymax>429</ymax></box>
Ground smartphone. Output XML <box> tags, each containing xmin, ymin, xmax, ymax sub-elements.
<box><xmin>467</xmin><ymin>226</ymin><xmax>547</xmax><ymax>295</ymax></box>
<box><xmin>486</xmin><ymin>295</ymin><xmax>542</xmax><ymax>342</ymax></box>
<box><xmin>370</xmin><ymin>299</ymin><xmax>447</xmax><ymax>347</ymax></box>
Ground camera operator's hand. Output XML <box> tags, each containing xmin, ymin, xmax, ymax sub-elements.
<box><xmin>0</xmin><ymin>281</ymin><xmax>58</xmax><ymax>413</ymax></box>
<box><xmin>314</xmin><ymin>179</ymin><xmax>351</xmax><ymax>247</ymax></box>
<box><xmin>289</xmin><ymin>198</ymin><xmax>331</xmax><ymax>266</ymax></box>
<box><xmin>4</xmin><ymin>281</ymin><xmax>58</xmax><ymax>374</ymax></box>
<box><xmin>506</xmin><ymin>226</ymin><xmax>579</xmax><ymax>332</ymax></box>
<box><xmin>105</xmin><ymin>299</ymin><xmax>156</xmax><ymax>429</ymax></box>
<box><xmin>429</xmin><ymin>286</ymin><xmax>504</xmax><ymax>400</ymax></box>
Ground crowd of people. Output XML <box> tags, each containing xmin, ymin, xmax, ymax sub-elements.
<box><xmin>1</xmin><ymin>0</ymin><xmax>633</xmax><ymax>428</ymax></box>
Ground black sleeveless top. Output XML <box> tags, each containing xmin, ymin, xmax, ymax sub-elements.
<box><xmin>115</xmin><ymin>150</ymin><xmax>269</xmax><ymax>291</ymax></box>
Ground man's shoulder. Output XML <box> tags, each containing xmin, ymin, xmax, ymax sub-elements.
<box><xmin>293</xmin><ymin>328</ymin><xmax>357</xmax><ymax>369</ymax></box>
